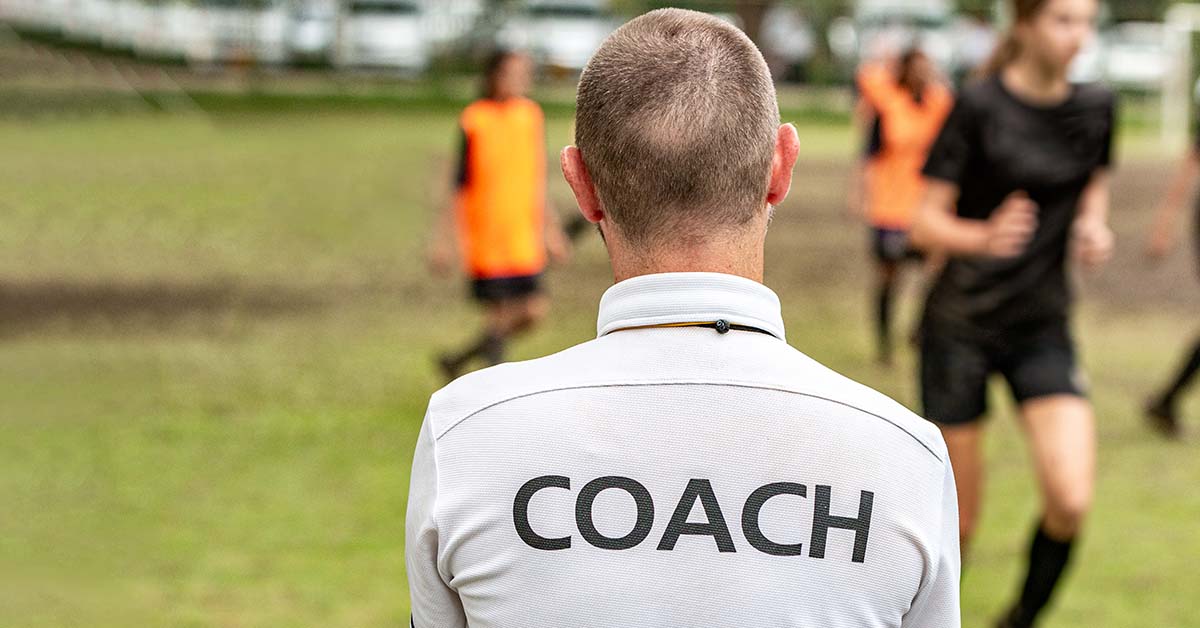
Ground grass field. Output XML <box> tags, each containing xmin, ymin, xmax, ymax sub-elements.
<box><xmin>1</xmin><ymin>100</ymin><xmax>1198</xmax><ymax>627</ymax></box>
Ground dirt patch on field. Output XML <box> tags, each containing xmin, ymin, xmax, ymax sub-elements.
<box><xmin>1</xmin><ymin>158</ymin><xmax>1192</xmax><ymax>341</ymax></box>
<box><xmin>1088</xmin><ymin>160</ymin><xmax>1199</xmax><ymax>312</ymax></box>
<box><xmin>0</xmin><ymin>279</ymin><xmax>327</xmax><ymax>338</ymax></box>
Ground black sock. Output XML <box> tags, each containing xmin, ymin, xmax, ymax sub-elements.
<box><xmin>1160</xmin><ymin>336</ymin><xmax>1200</xmax><ymax>407</ymax></box>
<box><xmin>875</xmin><ymin>280</ymin><xmax>894</xmax><ymax>359</ymax></box>
<box><xmin>481</xmin><ymin>332</ymin><xmax>506</xmax><ymax>366</ymax></box>
<box><xmin>1009</xmin><ymin>523</ymin><xmax>1075</xmax><ymax>627</ymax></box>
<box><xmin>445</xmin><ymin>331</ymin><xmax>505</xmax><ymax>371</ymax></box>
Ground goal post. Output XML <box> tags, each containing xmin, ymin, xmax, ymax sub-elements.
<box><xmin>1163</xmin><ymin>3</ymin><xmax>1200</xmax><ymax>149</ymax></box>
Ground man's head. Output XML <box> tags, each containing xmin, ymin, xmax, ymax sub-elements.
<box><xmin>562</xmin><ymin>8</ymin><xmax>799</xmax><ymax>281</ymax></box>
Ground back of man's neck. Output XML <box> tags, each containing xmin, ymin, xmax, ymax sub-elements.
<box><xmin>611</xmin><ymin>254</ymin><xmax>764</xmax><ymax>284</ymax></box>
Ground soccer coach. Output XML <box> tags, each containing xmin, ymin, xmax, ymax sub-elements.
<box><xmin>406</xmin><ymin>8</ymin><xmax>960</xmax><ymax>627</ymax></box>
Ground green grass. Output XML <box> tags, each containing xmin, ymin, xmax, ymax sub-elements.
<box><xmin>1</xmin><ymin>105</ymin><xmax>1197</xmax><ymax>627</ymax></box>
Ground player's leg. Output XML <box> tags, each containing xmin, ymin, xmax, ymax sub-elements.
<box><xmin>438</xmin><ymin>274</ymin><xmax>547</xmax><ymax>377</ymax></box>
<box><xmin>437</xmin><ymin>276</ymin><xmax>529</xmax><ymax>379</ymax></box>
<box><xmin>1022</xmin><ymin>396</ymin><xmax>1095</xmax><ymax>538</ymax></box>
<box><xmin>940</xmin><ymin>423</ymin><xmax>986</xmax><ymax>552</ymax></box>
<box><xmin>872</xmin><ymin>228</ymin><xmax>904</xmax><ymax>365</ymax></box>
<box><xmin>513</xmin><ymin>291</ymin><xmax>550</xmax><ymax>335</ymax></box>
<box><xmin>996</xmin><ymin>322</ymin><xmax>1094</xmax><ymax>628</ymax></box>
<box><xmin>920</xmin><ymin>323</ymin><xmax>991</xmax><ymax>551</ymax></box>
<box><xmin>483</xmin><ymin>298</ymin><xmax>525</xmax><ymax>365</ymax></box>
<box><xmin>438</xmin><ymin>297</ymin><xmax>513</xmax><ymax>379</ymax></box>
<box><xmin>1157</xmin><ymin>219</ymin><xmax>1200</xmax><ymax>434</ymax></box>
<box><xmin>997</xmin><ymin>395</ymin><xmax>1095</xmax><ymax>628</ymax></box>
<box><xmin>875</xmin><ymin>259</ymin><xmax>900</xmax><ymax>366</ymax></box>
<box><xmin>1146</xmin><ymin>333</ymin><xmax>1200</xmax><ymax>437</ymax></box>
<box><xmin>469</xmin><ymin>291</ymin><xmax>548</xmax><ymax>368</ymax></box>
<box><xmin>905</xmin><ymin>249</ymin><xmax>937</xmax><ymax>350</ymax></box>
<box><xmin>490</xmin><ymin>274</ymin><xmax>547</xmax><ymax>339</ymax></box>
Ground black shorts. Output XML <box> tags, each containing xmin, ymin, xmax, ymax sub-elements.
<box><xmin>470</xmin><ymin>273</ymin><xmax>542</xmax><ymax>304</ymax></box>
<box><xmin>871</xmin><ymin>228</ymin><xmax>923</xmax><ymax>264</ymax></box>
<box><xmin>920</xmin><ymin>318</ymin><xmax>1088</xmax><ymax>426</ymax></box>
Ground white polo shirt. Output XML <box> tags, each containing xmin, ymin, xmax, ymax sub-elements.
<box><xmin>407</xmin><ymin>272</ymin><xmax>960</xmax><ymax>627</ymax></box>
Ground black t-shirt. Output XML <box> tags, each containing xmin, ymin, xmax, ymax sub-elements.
<box><xmin>921</xmin><ymin>75</ymin><xmax>1116</xmax><ymax>335</ymax></box>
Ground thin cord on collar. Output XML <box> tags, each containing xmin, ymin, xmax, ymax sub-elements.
<box><xmin>610</xmin><ymin>319</ymin><xmax>776</xmax><ymax>338</ymax></box>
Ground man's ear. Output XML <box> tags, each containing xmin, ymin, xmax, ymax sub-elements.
<box><xmin>766</xmin><ymin>123</ymin><xmax>800</xmax><ymax>206</ymax></box>
<box><xmin>561</xmin><ymin>146</ymin><xmax>603</xmax><ymax>223</ymax></box>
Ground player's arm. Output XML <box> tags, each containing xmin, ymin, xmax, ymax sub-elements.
<box><xmin>1072</xmin><ymin>168</ymin><xmax>1114</xmax><ymax>269</ymax></box>
<box><xmin>427</xmin><ymin>130</ymin><xmax>468</xmax><ymax>276</ymax></box>
<box><xmin>1070</xmin><ymin>94</ymin><xmax>1118</xmax><ymax>269</ymax></box>
<box><xmin>848</xmin><ymin>65</ymin><xmax>884</xmax><ymax>219</ymax></box>
<box><xmin>848</xmin><ymin>116</ymin><xmax>881</xmax><ymax>221</ymax></box>
<box><xmin>406</xmin><ymin>414</ymin><xmax>467</xmax><ymax>627</ymax></box>
<box><xmin>847</xmin><ymin>159</ymin><xmax>871</xmax><ymax>221</ymax></box>
<box><xmin>901</xmin><ymin>458</ymin><xmax>962</xmax><ymax>627</ymax></box>
<box><xmin>1147</xmin><ymin>147</ymin><xmax>1200</xmax><ymax>259</ymax></box>
<box><xmin>910</xmin><ymin>181</ymin><xmax>1037</xmax><ymax>259</ymax></box>
<box><xmin>911</xmin><ymin>96</ymin><xmax>1037</xmax><ymax>259</ymax></box>
<box><xmin>854</xmin><ymin>62</ymin><xmax>891</xmax><ymax>114</ymax></box>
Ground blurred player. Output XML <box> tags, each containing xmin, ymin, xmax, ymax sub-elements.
<box><xmin>851</xmin><ymin>48</ymin><xmax>953</xmax><ymax>366</ymax></box>
<box><xmin>427</xmin><ymin>50</ymin><xmax>570</xmax><ymax>381</ymax></box>
<box><xmin>910</xmin><ymin>0</ymin><xmax>1115</xmax><ymax>626</ymax></box>
<box><xmin>1144</xmin><ymin>126</ymin><xmax>1200</xmax><ymax>438</ymax></box>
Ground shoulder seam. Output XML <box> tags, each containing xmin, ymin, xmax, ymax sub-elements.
<box><xmin>433</xmin><ymin>381</ymin><xmax>942</xmax><ymax>462</ymax></box>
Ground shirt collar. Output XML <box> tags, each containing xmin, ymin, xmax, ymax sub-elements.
<box><xmin>597</xmin><ymin>272</ymin><xmax>786</xmax><ymax>341</ymax></box>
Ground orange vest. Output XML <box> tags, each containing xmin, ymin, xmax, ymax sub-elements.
<box><xmin>858</xmin><ymin>66</ymin><xmax>953</xmax><ymax>230</ymax></box>
<box><xmin>457</xmin><ymin>97</ymin><xmax>547</xmax><ymax>279</ymax></box>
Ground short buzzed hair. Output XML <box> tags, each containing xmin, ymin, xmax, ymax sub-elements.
<box><xmin>575</xmin><ymin>8</ymin><xmax>780</xmax><ymax>246</ymax></box>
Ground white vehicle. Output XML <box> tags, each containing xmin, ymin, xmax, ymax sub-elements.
<box><xmin>1102</xmin><ymin>21</ymin><xmax>1168</xmax><ymax>90</ymax></box>
<box><xmin>334</xmin><ymin>0</ymin><xmax>430</xmax><ymax>73</ymax></box>
<box><xmin>96</xmin><ymin>0</ymin><xmax>150</xmax><ymax>51</ymax></box>
<box><xmin>1068</xmin><ymin>30</ymin><xmax>1103</xmax><ymax>83</ymax></box>
<box><xmin>498</xmin><ymin>0</ymin><xmax>616</xmax><ymax>73</ymax></box>
<box><xmin>61</xmin><ymin>0</ymin><xmax>111</xmax><ymax>43</ymax></box>
<box><xmin>286</xmin><ymin>0</ymin><xmax>337</xmax><ymax>63</ymax></box>
<box><xmin>422</xmin><ymin>0</ymin><xmax>483</xmax><ymax>54</ymax></box>
<box><xmin>8</xmin><ymin>0</ymin><xmax>71</xmax><ymax>33</ymax></box>
<box><xmin>830</xmin><ymin>0</ymin><xmax>956</xmax><ymax>73</ymax></box>
<box><xmin>761</xmin><ymin>5</ymin><xmax>816</xmax><ymax>81</ymax></box>
<box><xmin>946</xmin><ymin>13</ymin><xmax>997</xmax><ymax>76</ymax></box>
<box><xmin>190</xmin><ymin>0</ymin><xmax>288</xmax><ymax>66</ymax></box>
<box><xmin>133</xmin><ymin>1</ymin><xmax>205</xmax><ymax>61</ymax></box>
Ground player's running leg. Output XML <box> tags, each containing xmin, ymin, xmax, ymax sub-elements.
<box><xmin>875</xmin><ymin>259</ymin><xmax>901</xmax><ymax>366</ymax></box>
<box><xmin>997</xmin><ymin>395</ymin><xmax>1096</xmax><ymax>628</ymax></box>
<box><xmin>1147</xmin><ymin>334</ymin><xmax>1200</xmax><ymax>438</ymax></box>
<box><xmin>940</xmin><ymin>422</ymin><xmax>986</xmax><ymax>555</ymax></box>
<box><xmin>921</xmin><ymin>323</ymin><xmax>989</xmax><ymax>553</ymax></box>
<box><xmin>513</xmin><ymin>292</ymin><xmax>549</xmax><ymax>337</ymax></box>
<box><xmin>438</xmin><ymin>301</ymin><xmax>516</xmax><ymax>379</ymax></box>
<box><xmin>437</xmin><ymin>291</ymin><xmax>550</xmax><ymax>379</ymax></box>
